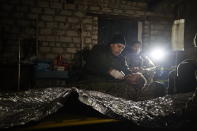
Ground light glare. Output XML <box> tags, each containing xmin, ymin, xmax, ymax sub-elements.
<box><xmin>150</xmin><ymin>48</ymin><xmax>165</xmax><ymax>61</ymax></box>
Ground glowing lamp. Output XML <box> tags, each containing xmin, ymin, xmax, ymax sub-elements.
<box><xmin>149</xmin><ymin>48</ymin><xmax>166</xmax><ymax>62</ymax></box>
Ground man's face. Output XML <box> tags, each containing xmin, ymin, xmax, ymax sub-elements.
<box><xmin>131</xmin><ymin>43</ymin><xmax>141</xmax><ymax>54</ymax></box>
<box><xmin>110</xmin><ymin>43</ymin><xmax>125</xmax><ymax>56</ymax></box>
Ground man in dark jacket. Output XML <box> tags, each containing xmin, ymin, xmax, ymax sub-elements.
<box><xmin>83</xmin><ymin>42</ymin><xmax>130</xmax><ymax>81</ymax></box>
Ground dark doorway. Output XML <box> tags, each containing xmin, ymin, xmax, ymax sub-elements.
<box><xmin>98</xmin><ymin>18</ymin><xmax>138</xmax><ymax>45</ymax></box>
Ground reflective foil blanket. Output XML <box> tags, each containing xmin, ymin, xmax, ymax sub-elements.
<box><xmin>0</xmin><ymin>87</ymin><xmax>196</xmax><ymax>129</ymax></box>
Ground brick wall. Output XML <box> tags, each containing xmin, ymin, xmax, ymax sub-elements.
<box><xmin>0</xmin><ymin>0</ymin><xmax>173</xmax><ymax>63</ymax></box>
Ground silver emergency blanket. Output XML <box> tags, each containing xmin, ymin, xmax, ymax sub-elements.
<box><xmin>0</xmin><ymin>87</ymin><xmax>195</xmax><ymax>129</ymax></box>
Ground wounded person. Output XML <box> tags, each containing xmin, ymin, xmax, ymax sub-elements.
<box><xmin>76</xmin><ymin>34</ymin><xmax>165</xmax><ymax>101</ymax></box>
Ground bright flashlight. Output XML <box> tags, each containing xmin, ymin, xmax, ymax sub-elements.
<box><xmin>149</xmin><ymin>48</ymin><xmax>166</xmax><ymax>62</ymax></box>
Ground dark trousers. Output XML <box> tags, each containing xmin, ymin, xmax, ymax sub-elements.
<box><xmin>168</xmin><ymin>59</ymin><xmax>197</xmax><ymax>94</ymax></box>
